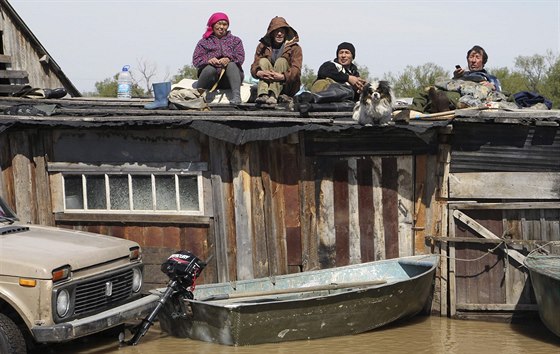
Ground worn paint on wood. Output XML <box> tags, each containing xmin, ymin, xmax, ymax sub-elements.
<box><xmin>382</xmin><ymin>157</ymin><xmax>399</xmax><ymax>259</ymax></box>
<box><xmin>299</xmin><ymin>134</ymin><xmax>318</xmax><ymax>271</ymax></box>
<box><xmin>333</xmin><ymin>159</ymin><xmax>350</xmax><ymax>266</ymax></box>
<box><xmin>372</xmin><ymin>157</ymin><xmax>385</xmax><ymax>260</ymax></box>
<box><xmin>249</xmin><ymin>143</ymin><xmax>268</xmax><ymax>279</ymax></box>
<box><xmin>231</xmin><ymin>146</ymin><xmax>254</xmax><ymax>280</ymax></box>
<box><xmin>347</xmin><ymin>158</ymin><xmax>361</xmax><ymax>264</ymax></box>
<box><xmin>397</xmin><ymin>156</ymin><xmax>414</xmax><ymax>257</ymax></box>
<box><xmin>449</xmin><ymin>172</ymin><xmax>560</xmax><ymax>199</ymax></box>
<box><xmin>454</xmin><ymin>210</ymin><xmax>506</xmax><ymax>306</ymax></box>
<box><xmin>357</xmin><ymin>157</ymin><xmax>375</xmax><ymax>262</ymax></box>
<box><xmin>317</xmin><ymin>158</ymin><xmax>336</xmax><ymax>268</ymax></box>
<box><xmin>282</xmin><ymin>144</ymin><xmax>302</xmax><ymax>268</ymax></box>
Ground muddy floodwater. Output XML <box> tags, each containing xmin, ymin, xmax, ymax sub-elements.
<box><xmin>43</xmin><ymin>315</ymin><xmax>559</xmax><ymax>354</ymax></box>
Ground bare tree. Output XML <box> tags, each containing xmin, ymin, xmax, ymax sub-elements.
<box><xmin>134</xmin><ymin>58</ymin><xmax>158</xmax><ymax>96</ymax></box>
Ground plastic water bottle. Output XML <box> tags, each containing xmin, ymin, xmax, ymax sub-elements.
<box><xmin>117</xmin><ymin>65</ymin><xmax>132</xmax><ymax>99</ymax></box>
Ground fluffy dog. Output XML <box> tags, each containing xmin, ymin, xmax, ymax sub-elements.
<box><xmin>352</xmin><ymin>80</ymin><xmax>394</xmax><ymax>125</ymax></box>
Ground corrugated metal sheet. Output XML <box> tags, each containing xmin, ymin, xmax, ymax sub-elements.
<box><xmin>451</xmin><ymin>122</ymin><xmax>560</xmax><ymax>172</ymax></box>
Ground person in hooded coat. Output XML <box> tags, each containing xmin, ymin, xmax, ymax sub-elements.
<box><xmin>192</xmin><ymin>12</ymin><xmax>245</xmax><ymax>104</ymax></box>
<box><xmin>250</xmin><ymin>16</ymin><xmax>303</xmax><ymax>105</ymax></box>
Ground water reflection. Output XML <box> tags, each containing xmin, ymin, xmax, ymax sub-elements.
<box><xmin>42</xmin><ymin>315</ymin><xmax>559</xmax><ymax>354</ymax></box>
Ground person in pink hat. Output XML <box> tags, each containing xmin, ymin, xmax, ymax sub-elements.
<box><xmin>192</xmin><ymin>12</ymin><xmax>245</xmax><ymax>104</ymax></box>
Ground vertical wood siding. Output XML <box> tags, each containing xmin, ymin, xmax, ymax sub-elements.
<box><xmin>1</xmin><ymin>129</ymin><xmax>421</xmax><ymax>289</ymax></box>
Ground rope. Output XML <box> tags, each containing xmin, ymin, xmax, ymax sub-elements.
<box><xmin>440</xmin><ymin>240</ymin><xmax>506</xmax><ymax>262</ymax></box>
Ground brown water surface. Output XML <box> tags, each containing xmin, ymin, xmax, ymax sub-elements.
<box><xmin>43</xmin><ymin>316</ymin><xmax>559</xmax><ymax>354</ymax></box>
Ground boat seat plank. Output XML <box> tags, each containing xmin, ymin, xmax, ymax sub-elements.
<box><xmin>200</xmin><ymin>279</ymin><xmax>387</xmax><ymax>301</ymax></box>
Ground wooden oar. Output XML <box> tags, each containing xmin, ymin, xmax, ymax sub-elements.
<box><xmin>200</xmin><ymin>279</ymin><xmax>387</xmax><ymax>301</ymax></box>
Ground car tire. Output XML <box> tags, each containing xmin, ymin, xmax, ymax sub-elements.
<box><xmin>0</xmin><ymin>313</ymin><xmax>27</xmax><ymax>354</ymax></box>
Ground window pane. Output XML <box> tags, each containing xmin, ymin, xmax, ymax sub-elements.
<box><xmin>132</xmin><ymin>176</ymin><xmax>152</xmax><ymax>210</ymax></box>
<box><xmin>109</xmin><ymin>175</ymin><xmax>129</xmax><ymax>210</ymax></box>
<box><xmin>155</xmin><ymin>175</ymin><xmax>176</xmax><ymax>210</ymax></box>
<box><xmin>64</xmin><ymin>175</ymin><xmax>83</xmax><ymax>209</ymax></box>
<box><xmin>86</xmin><ymin>176</ymin><xmax>106</xmax><ymax>209</ymax></box>
<box><xmin>179</xmin><ymin>176</ymin><xmax>199</xmax><ymax>211</ymax></box>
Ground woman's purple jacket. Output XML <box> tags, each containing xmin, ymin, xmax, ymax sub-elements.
<box><xmin>192</xmin><ymin>31</ymin><xmax>245</xmax><ymax>75</ymax></box>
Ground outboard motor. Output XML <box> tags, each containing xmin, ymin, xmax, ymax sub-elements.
<box><xmin>121</xmin><ymin>250</ymin><xmax>206</xmax><ymax>346</ymax></box>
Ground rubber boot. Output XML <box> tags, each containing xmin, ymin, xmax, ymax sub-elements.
<box><xmin>229</xmin><ymin>86</ymin><xmax>242</xmax><ymax>105</ymax></box>
<box><xmin>144</xmin><ymin>82</ymin><xmax>171</xmax><ymax>109</ymax></box>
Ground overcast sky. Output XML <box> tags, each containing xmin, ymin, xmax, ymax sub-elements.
<box><xmin>8</xmin><ymin>0</ymin><xmax>560</xmax><ymax>93</ymax></box>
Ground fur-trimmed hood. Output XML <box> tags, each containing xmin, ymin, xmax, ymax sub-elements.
<box><xmin>259</xmin><ymin>16</ymin><xmax>299</xmax><ymax>47</ymax></box>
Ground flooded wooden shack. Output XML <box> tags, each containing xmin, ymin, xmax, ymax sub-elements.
<box><xmin>0</xmin><ymin>95</ymin><xmax>558</xmax><ymax>321</ymax></box>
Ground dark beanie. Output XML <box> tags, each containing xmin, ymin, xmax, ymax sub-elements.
<box><xmin>337</xmin><ymin>42</ymin><xmax>356</xmax><ymax>59</ymax></box>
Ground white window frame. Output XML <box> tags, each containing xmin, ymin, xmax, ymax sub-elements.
<box><xmin>49</xmin><ymin>162</ymin><xmax>207</xmax><ymax>216</ymax></box>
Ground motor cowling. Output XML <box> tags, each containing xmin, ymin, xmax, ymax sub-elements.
<box><xmin>160</xmin><ymin>250</ymin><xmax>206</xmax><ymax>294</ymax></box>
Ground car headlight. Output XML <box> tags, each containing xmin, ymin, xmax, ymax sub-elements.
<box><xmin>131</xmin><ymin>268</ymin><xmax>142</xmax><ymax>293</ymax></box>
<box><xmin>56</xmin><ymin>289</ymin><xmax>70</xmax><ymax>317</ymax></box>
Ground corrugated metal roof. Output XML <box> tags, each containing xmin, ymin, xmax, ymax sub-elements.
<box><xmin>451</xmin><ymin>122</ymin><xmax>560</xmax><ymax>172</ymax></box>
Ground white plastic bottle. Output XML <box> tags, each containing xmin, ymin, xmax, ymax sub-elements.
<box><xmin>117</xmin><ymin>65</ymin><xmax>132</xmax><ymax>99</ymax></box>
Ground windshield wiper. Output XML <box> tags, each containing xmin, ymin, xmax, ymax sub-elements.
<box><xmin>0</xmin><ymin>215</ymin><xmax>17</xmax><ymax>224</ymax></box>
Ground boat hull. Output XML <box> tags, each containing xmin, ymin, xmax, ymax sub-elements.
<box><xmin>158</xmin><ymin>255</ymin><xmax>438</xmax><ymax>345</ymax></box>
<box><xmin>524</xmin><ymin>254</ymin><xmax>560</xmax><ymax>337</ymax></box>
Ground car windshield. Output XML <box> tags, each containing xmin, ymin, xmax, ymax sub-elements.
<box><xmin>0</xmin><ymin>196</ymin><xmax>18</xmax><ymax>223</ymax></box>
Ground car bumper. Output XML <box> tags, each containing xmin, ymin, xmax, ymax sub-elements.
<box><xmin>31</xmin><ymin>293</ymin><xmax>159</xmax><ymax>343</ymax></box>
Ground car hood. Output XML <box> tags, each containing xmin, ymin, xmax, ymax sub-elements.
<box><xmin>0</xmin><ymin>224</ymin><xmax>137</xmax><ymax>279</ymax></box>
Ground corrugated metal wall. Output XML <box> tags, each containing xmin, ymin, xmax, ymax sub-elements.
<box><xmin>451</xmin><ymin>123</ymin><xmax>560</xmax><ymax>172</ymax></box>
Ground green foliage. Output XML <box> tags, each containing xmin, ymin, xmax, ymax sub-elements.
<box><xmin>94</xmin><ymin>76</ymin><xmax>118</xmax><ymax>97</ymax></box>
<box><xmin>172</xmin><ymin>64</ymin><xmax>198</xmax><ymax>83</ymax></box>
<box><xmin>488</xmin><ymin>67</ymin><xmax>525</xmax><ymax>96</ymax></box>
<box><xmin>513</xmin><ymin>53</ymin><xmax>548</xmax><ymax>92</ymax></box>
<box><xmin>491</xmin><ymin>51</ymin><xmax>560</xmax><ymax>108</ymax></box>
<box><xmin>383</xmin><ymin>63</ymin><xmax>448</xmax><ymax>98</ymax></box>
<box><xmin>300</xmin><ymin>65</ymin><xmax>316</xmax><ymax>90</ymax></box>
<box><xmin>355</xmin><ymin>63</ymin><xmax>370</xmax><ymax>82</ymax></box>
<box><xmin>94</xmin><ymin>73</ymin><xmax>146</xmax><ymax>98</ymax></box>
<box><xmin>541</xmin><ymin>58</ymin><xmax>560</xmax><ymax>108</ymax></box>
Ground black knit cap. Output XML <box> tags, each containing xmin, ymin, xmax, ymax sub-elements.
<box><xmin>337</xmin><ymin>42</ymin><xmax>356</xmax><ymax>59</ymax></box>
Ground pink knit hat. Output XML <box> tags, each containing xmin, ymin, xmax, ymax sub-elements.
<box><xmin>203</xmin><ymin>12</ymin><xmax>229</xmax><ymax>39</ymax></box>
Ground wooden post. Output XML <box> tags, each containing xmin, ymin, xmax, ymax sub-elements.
<box><xmin>449</xmin><ymin>208</ymin><xmax>456</xmax><ymax>317</ymax></box>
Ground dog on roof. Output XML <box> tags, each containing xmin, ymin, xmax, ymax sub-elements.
<box><xmin>352</xmin><ymin>80</ymin><xmax>394</xmax><ymax>126</ymax></box>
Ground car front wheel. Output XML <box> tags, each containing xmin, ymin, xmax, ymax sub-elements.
<box><xmin>0</xmin><ymin>313</ymin><xmax>26</xmax><ymax>354</ymax></box>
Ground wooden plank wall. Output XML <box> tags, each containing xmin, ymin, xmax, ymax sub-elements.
<box><xmin>0</xmin><ymin>7</ymin><xmax>65</xmax><ymax>90</ymax></box>
<box><xmin>445</xmin><ymin>171</ymin><xmax>560</xmax><ymax>317</ymax></box>
<box><xmin>0</xmin><ymin>128</ymin><xmax>434</xmax><ymax>291</ymax></box>
<box><xmin>226</xmin><ymin>137</ymin><xmax>418</xmax><ymax>281</ymax></box>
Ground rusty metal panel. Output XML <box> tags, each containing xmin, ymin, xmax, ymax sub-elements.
<box><xmin>357</xmin><ymin>158</ymin><xmax>375</xmax><ymax>262</ymax></box>
<box><xmin>260</xmin><ymin>143</ymin><xmax>282</xmax><ymax>276</ymax></box>
<box><xmin>249</xmin><ymin>144</ymin><xmax>268</xmax><ymax>279</ymax></box>
<box><xmin>382</xmin><ymin>157</ymin><xmax>399</xmax><ymax>259</ymax></box>
<box><xmin>333</xmin><ymin>159</ymin><xmax>350</xmax><ymax>266</ymax></box>
<box><xmin>281</xmin><ymin>144</ymin><xmax>302</xmax><ymax>267</ymax></box>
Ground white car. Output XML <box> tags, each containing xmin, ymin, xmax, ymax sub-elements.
<box><xmin>0</xmin><ymin>196</ymin><xmax>158</xmax><ymax>353</ymax></box>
